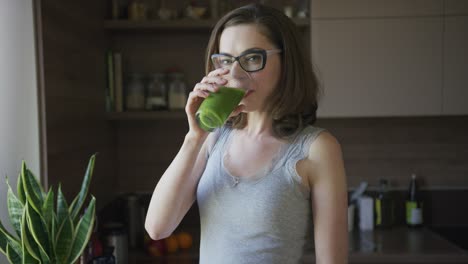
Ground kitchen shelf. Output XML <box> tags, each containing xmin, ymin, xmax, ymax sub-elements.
<box><xmin>106</xmin><ymin>111</ymin><xmax>186</xmax><ymax>121</ymax></box>
<box><xmin>104</xmin><ymin>18</ymin><xmax>310</xmax><ymax>31</ymax></box>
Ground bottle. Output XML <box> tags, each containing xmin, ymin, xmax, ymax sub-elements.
<box><xmin>104</xmin><ymin>222</ymin><xmax>128</xmax><ymax>264</ymax></box>
<box><xmin>168</xmin><ymin>72</ymin><xmax>187</xmax><ymax>110</ymax></box>
<box><xmin>146</xmin><ymin>73</ymin><xmax>167</xmax><ymax>110</ymax></box>
<box><xmin>125</xmin><ymin>73</ymin><xmax>146</xmax><ymax>111</ymax></box>
<box><xmin>374</xmin><ymin>179</ymin><xmax>394</xmax><ymax>228</ymax></box>
<box><xmin>406</xmin><ymin>173</ymin><xmax>423</xmax><ymax>227</ymax></box>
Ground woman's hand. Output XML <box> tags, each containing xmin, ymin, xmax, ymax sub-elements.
<box><xmin>185</xmin><ymin>68</ymin><xmax>244</xmax><ymax>138</ymax></box>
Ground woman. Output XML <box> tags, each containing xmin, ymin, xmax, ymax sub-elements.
<box><xmin>145</xmin><ymin>4</ymin><xmax>348</xmax><ymax>263</ymax></box>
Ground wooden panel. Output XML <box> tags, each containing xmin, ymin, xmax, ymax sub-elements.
<box><xmin>445</xmin><ymin>0</ymin><xmax>468</xmax><ymax>15</ymax></box>
<box><xmin>41</xmin><ymin>0</ymin><xmax>117</xmax><ymax>208</ymax></box>
<box><xmin>110</xmin><ymin>33</ymin><xmax>209</xmax><ymax>90</ymax></box>
<box><xmin>312</xmin><ymin>17</ymin><xmax>443</xmax><ymax>117</ymax></box>
<box><xmin>316</xmin><ymin>116</ymin><xmax>468</xmax><ymax>189</ymax></box>
<box><xmin>116</xmin><ymin>120</ymin><xmax>188</xmax><ymax>193</ymax></box>
<box><xmin>312</xmin><ymin>0</ymin><xmax>443</xmax><ymax>18</ymax></box>
<box><xmin>443</xmin><ymin>16</ymin><xmax>468</xmax><ymax>115</ymax></box>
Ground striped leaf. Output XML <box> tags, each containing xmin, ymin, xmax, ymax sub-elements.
<box><xmin>42</xmin><ymin>189</ymin><xmax>54</xmax><ymax>240</ymax></box>
<box><xmin>67</xmin><ymin>196</ymin><xmax>96</xmax><ymax>264</ymax></box>
<box><xmin>26</xmin><ymin>203</ymin><xmax>50</xmax><ymax>261</ymax></box>
<box><xmin>6</xmin><ymin>243</ymin><xmax>22</xmax><ymax>264</ymax></box>
<box><xmin>21</xmin><ymin>203</ymin><xmax>40</xmax><ymax>261</ymax></box>
<box><xmin>70</xmin><ymin>154</ymin><xmax>96</xmax><ymax>222</ymax></box>
<box><xmin>0</xmin><ymin>224</ymin><xmax>7</xmax><ymax>256</ymax></box>
<box><xmin>17</xmin><ymin>162</ymin><xmax>27</xmax><ymax>205</ymax></box>
<box><xmin>0</xmin><ymin>219</ymin><xmax>19</xmax><ymax>256</ymax></box>
<box><xmin>21</xmin><ymin>165</ymin><xmax>44</xmax><ymax>214</ymax></box>
<box><xmin>56</xmin><ymin>185</ymin><xmax>69</xmax><ymax>231</ymax></box>
<box><xmin>7</xmin><ymin>178</ymin><xmax>24</xmax><ymax>238</ymax></box>
<box><xmin>55</xmin><ymin>213</ymin><xmax>73</xmax><ymax>263</ymax></box>
<box><xmin>50</xmin><ymin>212</ymin><xmax>57</xmax><ymax>261</ymax></box>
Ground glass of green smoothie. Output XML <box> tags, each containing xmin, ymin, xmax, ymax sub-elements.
<box><xmin>196</xmin><ymin>86</ymin><xmax>245</xmax><ymax>132</ymax></box>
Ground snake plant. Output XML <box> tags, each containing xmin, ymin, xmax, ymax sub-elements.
<box><xmin>0</xmin><ymin>154</ymin><xmax>97</xmax><ymax>264</ymax></box>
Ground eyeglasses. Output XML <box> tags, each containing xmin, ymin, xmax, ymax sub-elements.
<box><xmin>211</xmin><ymin>48</ymin><xmax>282</xmax><ymax>73</ymax></box>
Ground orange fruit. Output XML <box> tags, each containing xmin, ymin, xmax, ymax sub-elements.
<box><xmin>176</xmin><ymin>232</ymin><xmax>193</xmax><ymax>249</ymax></box>
<box><xmin>147</xmin><ymin>239</ymin><xmax>166</xmax><ymax>257</ymax></box>
<box><xmin>165</xmin><ymin>235</ymin><xmax>179</xmax><ymax>253</ymax></box>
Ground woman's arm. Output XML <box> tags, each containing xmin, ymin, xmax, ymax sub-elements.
<box><xmin>145</xmin><ymin>68</ymin><xmax>235</xmax><ymax>240</ymax></box>
<box><xmin>144</xmin><ymin>132</ymin><xmax>214</xmax><ymax>240</ymax></box>
<box><xmin>307</xmin><ymin>132</ymin><xmax>348</xmax><ymax>264</ymax></box>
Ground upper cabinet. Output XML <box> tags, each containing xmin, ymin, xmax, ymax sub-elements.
<box><xmin>442</xmin><ymin>16</ymin><xmax>468</xmax><ymax>115</ymax></box>
<box><xmin>311</xmin><ymin>0</ymin><xmax>442</xmax><ymax>18</ymax></box>
<box><xmin>311</xmin><ymin>0</ymin><xmax>468</xmax><ymax>117</ymax></box>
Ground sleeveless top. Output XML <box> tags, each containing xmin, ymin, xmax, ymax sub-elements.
<box><xmin>196</xmin><ymin>125</ymin><xmax>326</xmax><ymax>264</ymax></box>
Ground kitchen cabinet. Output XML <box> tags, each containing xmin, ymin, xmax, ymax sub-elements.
<box><xmin>311</xmin><ymin>0</ymin><xmax>468</xmax><ymax>117</ymax></box>
<box><xmin>311</xmin><ymin>0</ymin><xmax>442</xmax><ymax>18</ymax></box>
<box><xmin>312</xmin><ymin>17</ymin><xmax>443</xmax><ymax>117</ymax></box>
<box><xmin>442</xmin><ymin>16</ymin><xmax>468</xmax><ymax>115</ymax></box>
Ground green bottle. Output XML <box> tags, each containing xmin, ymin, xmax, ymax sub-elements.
<box><xmin>406</xmin><ymin>174</ymin><xmax>423</xmax><ymax>227</ymax></box>
<box><xmin>196</xmin><ymin>86</ymin><xmax>245</xmax><ymax>132</ymax></box>
<box><xmin>375</xmin><ymin>179</ymin><xmax>394</xmax><ymax>228</ymax></box>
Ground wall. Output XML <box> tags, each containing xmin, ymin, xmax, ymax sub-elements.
<box><xmin>0</xmin><ymin>0</ymin><xmax>40</xmax><ymax>263</ymax></box>
<box><xmin>40</xmin><ymin>1</ymin><xmax>117</xmax><ymax>207</ymax></box>
<box><xmin>316</xmin><ymin>116</ymin><xmax>468</xmax><ymax>189</ymax></box>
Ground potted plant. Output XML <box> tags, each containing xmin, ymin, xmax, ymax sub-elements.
<box><xmin>0</xmin><ymin>154</ymin><xmax>97</xmax><ymax>264</ymax></box>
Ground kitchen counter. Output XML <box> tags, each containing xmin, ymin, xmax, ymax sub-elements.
<box><xmin>130</xmin><ymin>227</ymin><xmax>468</xmax><ymax>263</ymax></box>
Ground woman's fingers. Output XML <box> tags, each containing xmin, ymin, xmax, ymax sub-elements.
<box><xmin>207</xmin><ymin>68</ymin><xmax>229</xmax><ymax>77</ymax></box>
<box><xmin>201</xmin><ymin>76</ymin><xmax>228</xmax><ymax>86</ymax></box>
<box><xmin>194</xmin><ymin>82</ymin><xmax>218</xmax><ymax>93</ymax></box>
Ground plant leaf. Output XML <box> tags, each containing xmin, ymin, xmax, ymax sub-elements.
<box><xmin>70</xmin><ymin>154</ymin><xmax>96</xmax><ymax>221</ymax></box>
<box><xmin>42</xmin><ymin>188</ymin><xmax>54</xmax><ymax>239</ymax></box>
<box><xmin>56</xmin><ymin>185</ymin><xmax>69</xmax><ymax>231</ymax></box>
<box><xmin>67</xmin><ymin>196</ymin><xmax>96</xmax><ymax>264</ymax></box>
<box><xmin>7</xmin><ymin>178</ymin><xmax>24</xmax><ymax>239</ymax></box>
<box><xmin>26</xmin><ymin>203</ymin><xmax>50</xmax><ymax>261</ymax></box>
<box><xmin>26</xmin><ymin>168</ymin><xmax>45</xmax><ymax>197</ymax></box>
<box><xmin>55</xmin><ymin>213</ymin><xmax>73</xmax><ymax>263</ymax></box>
<box><xmin>0</xmin><ymin>219</ymin><xmax>19</xmax><ymax>256</ymax></box>
<box><xmin>50</xmin><ymin>212</ymin><xmax>57</xmax><ymax>262</ymax></box>
<box><xmin>17</xmin><ymin>162</ymin><xmax>27</xmax><ymax>205</ymax></box>
<box><xmin>6</xmin><ymin>243</ymin><xmax>22</xmax><ymax>264</ymax></box>
<box><xmin>21</xmin><ymin>203</ymin><xmax>41</xmax><ymax>261</ymax></box>
<box><xmin>21</xmin><ymin>165</ymin><xmax>44</xmax><ymax>214</ymax></box>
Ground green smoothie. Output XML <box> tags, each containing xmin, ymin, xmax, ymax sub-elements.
<box><xmin>196</xmin><ymin>86</ymin><xmax>245</xmax><ymax>132</ymax></box>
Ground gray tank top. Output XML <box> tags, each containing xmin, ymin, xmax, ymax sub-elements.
<box><xmin>196</xmin><ymin>125</ymin><xmax>326</xmax><ymax>264</ymax></box>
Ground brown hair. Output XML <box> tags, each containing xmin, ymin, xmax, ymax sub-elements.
<box><xmin>205</xmin><ymin>4</ymin><xmax>320</xmax><ymax>139</ymax></box>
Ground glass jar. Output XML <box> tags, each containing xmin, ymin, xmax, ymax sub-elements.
<box><xmin>126</xmin><ymin>73</ymin><xmax>145</xmax><ymax>111</ymax></box>
<box><xmin>168</xmin><ymin>72</ymin><xmax>187</xmax><ymax>110</ymax></box>
<box><xmin>146</xmin><ymin>73</ymin><xmax>167</xmax><ymax>111</ymax></box>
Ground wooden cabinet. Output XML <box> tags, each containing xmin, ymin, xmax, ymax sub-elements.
<box><xmin>311</xmin><ymin>0</ymin><xmax>468</xmax><ymax>117</ymax></box>
<box><xmin>442</xmin><ymin>16</ymin><xmax>468</xmax><ymax>115</ymax></box>
<box><xmin>312</xmin><ymin>17</ymin><xmax>443</xmax><ymax>117</ymax></box>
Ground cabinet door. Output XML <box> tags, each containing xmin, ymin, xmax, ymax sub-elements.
<box><xmin>312</xmin><ymin>0</ymin><xmax>442</xmax><ymax>18</ymax></box>
<box><xmin>442</xmin><ymin>16</ymin><xmax>468</xmax><ymax>115</ymax></box>
<box><xmin>312</xmin><ymin>18</ymin><xmax>443</xmax><ymax>117</ymax></box>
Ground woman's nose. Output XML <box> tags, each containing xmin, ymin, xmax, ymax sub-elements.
<box><xmin>229</xmin><ymin>61</ymin><xmax>248</xmax><ymax>79</ymax></box>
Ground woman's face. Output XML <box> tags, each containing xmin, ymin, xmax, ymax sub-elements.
<box><xmin>218</xmin><ymin>24</ymin><xmax>282</xmax><ymax>112</ymax></box>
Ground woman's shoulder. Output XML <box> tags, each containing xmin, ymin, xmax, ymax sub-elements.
<box><xmin>306</xmin><ymin>128</ymin><xmax>342</xmax><ymax>163</ymax></box>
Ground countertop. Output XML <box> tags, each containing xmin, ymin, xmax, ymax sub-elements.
<box><xmin>130</xmin><ymin>227</ymin><xmax>468</xmax><ymax>263</ymax></box>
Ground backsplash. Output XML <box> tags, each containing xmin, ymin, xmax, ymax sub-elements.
<box><xmin>316</xmin><ymin>116</ymin><xmax>468</xmax><ymax>189</ymax></box>
<box><xmin>115</xmin><ymin>116</ymin><xmax>468</xmax><ymax>193</ymax></box>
